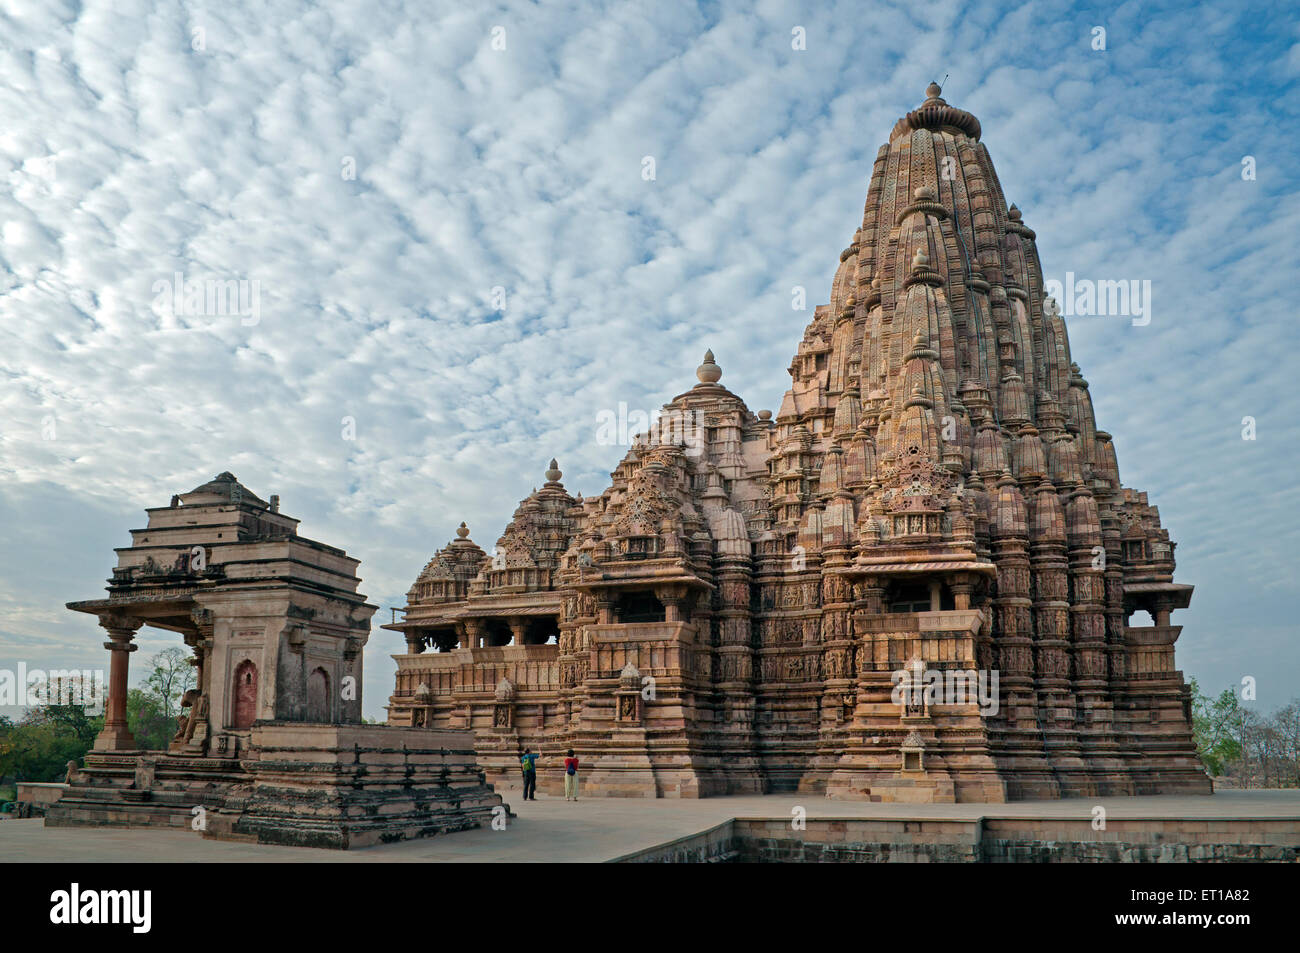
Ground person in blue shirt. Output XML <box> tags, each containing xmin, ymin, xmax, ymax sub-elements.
<box><xmin>520</xmin><ymin>747</ymin><xmax>540</xmax><ymax>800</ymax></box>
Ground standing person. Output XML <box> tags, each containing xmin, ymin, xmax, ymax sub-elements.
<box><xmin>563</xmin><ymin>749</ymin><xmax>580</xmax><ymax>801</ymax></box>
<box><xmin>520</xmin><ymin>747</ymin><xmax>540</xmax><ymax>800</ymax></box>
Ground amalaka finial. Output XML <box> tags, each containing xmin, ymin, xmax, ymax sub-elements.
<box><xmin>696</xmin><ymin>349</ymin><xmax>722</xmax><ymax>384</ymax></box>
<box><xmin>545</xmin><ymin>458</ymin><xmax>563</xmax><ymax>482</ymax></box>
<box><xmin>904</xmin><ymin>381</ymin><xmax>932</xmax><ymax>410</ymax></box>
<box><xmin>456</xmin><ymin>522</ymin><xmax>470</xmax><ymax>539</ymax></box>
<box><xmin>1008</xmin><ymin>203</ymin><xmax>1022</xmax><ymax>221</ymax></box>
<box><xmin>926</xmin><ymin>80</ymin><xmax>942</xmax><ymax>99</ymax></box>
<box><xmin>911</xmin><ymin>249</ymin><xmax>930</xmax><ymax>271</ymax></box>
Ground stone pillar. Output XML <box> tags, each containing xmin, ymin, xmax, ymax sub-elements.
<box><xmin>342</xmin><ymin>635</ymin><xmax>364</xmax><ymax>724</ymax></box>
<box><xmin>1153</xmin><ymin>600</ymin><xmax>1171</xmax><ymax>627</ymax></box>
<box><xmin>95</xmin><ymin>613</ymin><xmax>143</xmax><ymax>751</ymax></box>
<box><xmin>950</xmin><ymin>576</ymin><xmax>973</xmax><ymax>610</ymax></box>
<box><xmin>508</xmin><ymin>618</ymin><xmax>528</xmax><ymax>646</ymax></box>
<box><xmin>655</xmin><ymin>585</ymin><xmax>688</xmax><ymax>623</ymax></box>
<box><xmin>461</xmin><ymin>618</ymin><xmax>485</xmax><ymax>649</ymax></box>
<box><xmin>188</xmin><ymin>607</ymin><xmax>214</xmax><ymax>694</ymax></box>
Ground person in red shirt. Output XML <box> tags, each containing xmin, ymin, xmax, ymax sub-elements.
<box><xmin>563</xmin><ymin>749</ymin><xmax>580</xmax><ymax>801</ymax></box>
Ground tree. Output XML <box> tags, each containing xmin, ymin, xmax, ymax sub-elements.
<box><xmin>144</xmin><ymin>647</ymin><xmax>195</xmax><ymax>720</ymax></box>
<box><xmin>0</xmin><ymin>708</ymin><xmax>102</xmax><ymax>784</ymax></box>
<box><xmin>1274</xmin><ymin>702</ymin><xmax>1300</xmax><ymax>788</ymax></box>
<box><xmin>126</xmin><ymin>688</ymin><xmax>175</xmax><ymax>751</ymax></box>
<box><xmin>32</xmin><ymin>702</ymin><xmax>101</xmax><ymax>750</ymax></box>
<box><xmin>0</xmin><ymin>647</ymin><xmax>197</xmax><ymax>784</ymax></box>
<box><xmin>1188</xmin><ymin>678</ymin><xmax>1245</xmax><ymax>777</ymax></box>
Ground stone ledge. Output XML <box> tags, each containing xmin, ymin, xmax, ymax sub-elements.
<box><xmin>611</xmin><ymin>815</ymin><xmax>1300</xmax><ymax>863</ymax></box>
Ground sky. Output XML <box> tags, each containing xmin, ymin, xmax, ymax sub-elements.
<box><xmin>1</xmin><ymin>0</ymin><xmax>1297</xmax><ymax>722</ymax></box>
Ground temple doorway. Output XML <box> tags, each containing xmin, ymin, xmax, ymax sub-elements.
<box><xmin>232</xmin><ymin>659</ymin><xmax>258</xmax><ymax>730</ymax></box>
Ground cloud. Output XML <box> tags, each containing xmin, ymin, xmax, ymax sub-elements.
<box><xmin>1</xmin><ymin>0</ymin><xmax>1297</xmax><ymax>718</ymax></box>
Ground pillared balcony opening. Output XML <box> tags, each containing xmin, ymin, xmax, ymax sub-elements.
<box><xmin>887</xmin><ymin>580</ymin><xmax>955</xmax><ymax>613</ymax></box>
<box><xmin>429</xmin><ymin>628</ymin><xmax>458</xmax><ymax>652</ymax></box>
<box><xmin>485</xmin><ymin>620</ymin><xmax>513</xmax><ymax>647</ymax></box>
<box><xmin>521</xmin><ymin>617</ymin><xmax>559</xmax><ymax>645</ymax></box>
<box><xmin>616</xmin><ymin>591</ymin><xmax>666</xmax><ymax>624</ymax></box>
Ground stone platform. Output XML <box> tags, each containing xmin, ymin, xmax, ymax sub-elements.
<box><xmin>45</xmin><ymin>725</ymin><xmax>507</xmax><ymax>849</ymax></box>
<box><xmin>11</xmin><ymin>789</ymin><xmax>1300</xmax><ymax>862</ymax></box>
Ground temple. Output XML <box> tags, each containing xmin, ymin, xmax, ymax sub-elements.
<box><xmin>384</xmin><ymin>84</ymin><xmax>1211</xmax><ymax>801</ymax></box>
<box><xmin>52</xmin><ymin>472</ymin><xmax>505</xmax><ymax>847</ymax></box>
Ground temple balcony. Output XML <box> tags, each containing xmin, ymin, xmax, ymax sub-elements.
<box><xmin>485</xmin><ymin>567</ymin><xmax>554</xmax><ymax>592</ymax></box>
<box><xmin>586</xmin><ymin>621</ymin><xmax>702</xmax><ymax>680</ymax></box>
<box><xmin>586</xmin><ymin>620</ymin><xmax>698</xmax><ymax>645</ymax></box>
<box><xmin>1121</xmin><ymin>622</ymin><xmax>1183</xmax><ymax>678</ymax></box>
<box><xmin>852</xmin><ymin>608</ymin><xmax>990</xmax><ymax>672</ymax></box>
<box><xmin>1122</xmin><ymin>581</ymin><xmax>1193</xmax><ymax>627</ymax></box>
<box><xmin>391</xmin><ymin>642</ymin><xmax>561</xmax><ymax>700</ymax></box>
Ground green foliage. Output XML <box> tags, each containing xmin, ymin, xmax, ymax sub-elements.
<box><xmin>143</xmin><ymin>646</ymin><xmax>195</xmax><ymax>719</ymax></box>
<box><xmin>126</xmin><ymin>688</ymin><xmax>178</xmax><ymax>752</ymax></box>
<box><xmin>1188</xmin><ymin>678</ymin><xmax>1245</xmax><ymax>777</ymax></box>
<box><xmin>0</xmin><ymin>708</ymin><xmax>104</xmax><ymax>784</ymax></box>
<box><xmin>0</xmin><ymin>648</ymin><xmax>194</xmax><ymax>783</ymax></box>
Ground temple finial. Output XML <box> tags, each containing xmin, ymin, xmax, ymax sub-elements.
<box><xmin>696</xmin><ymin>349</ymin><xmax>722</xmax><ymax>384</ymax></box>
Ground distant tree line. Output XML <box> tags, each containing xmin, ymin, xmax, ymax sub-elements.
<box><xmin>0</xmin><ymin>648</ymin><xmax>194</xmax><ymax>796</ymax></box>
<box><xmin>1189</xmin><ymin>679</ymin><xmax>1300</xmax><ymax>788</ymax></box>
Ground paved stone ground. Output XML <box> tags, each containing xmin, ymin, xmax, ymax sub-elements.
<box><xmin>4</xmin><ymin>789</ymin><xmax>1298</xmax><ymax>862</ymax></box>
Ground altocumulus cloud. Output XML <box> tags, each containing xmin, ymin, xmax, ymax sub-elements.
<box><xmin>0</xmin><ymin>0</ymin><xmax>1296</xmax><ymax>718</ymax></box>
